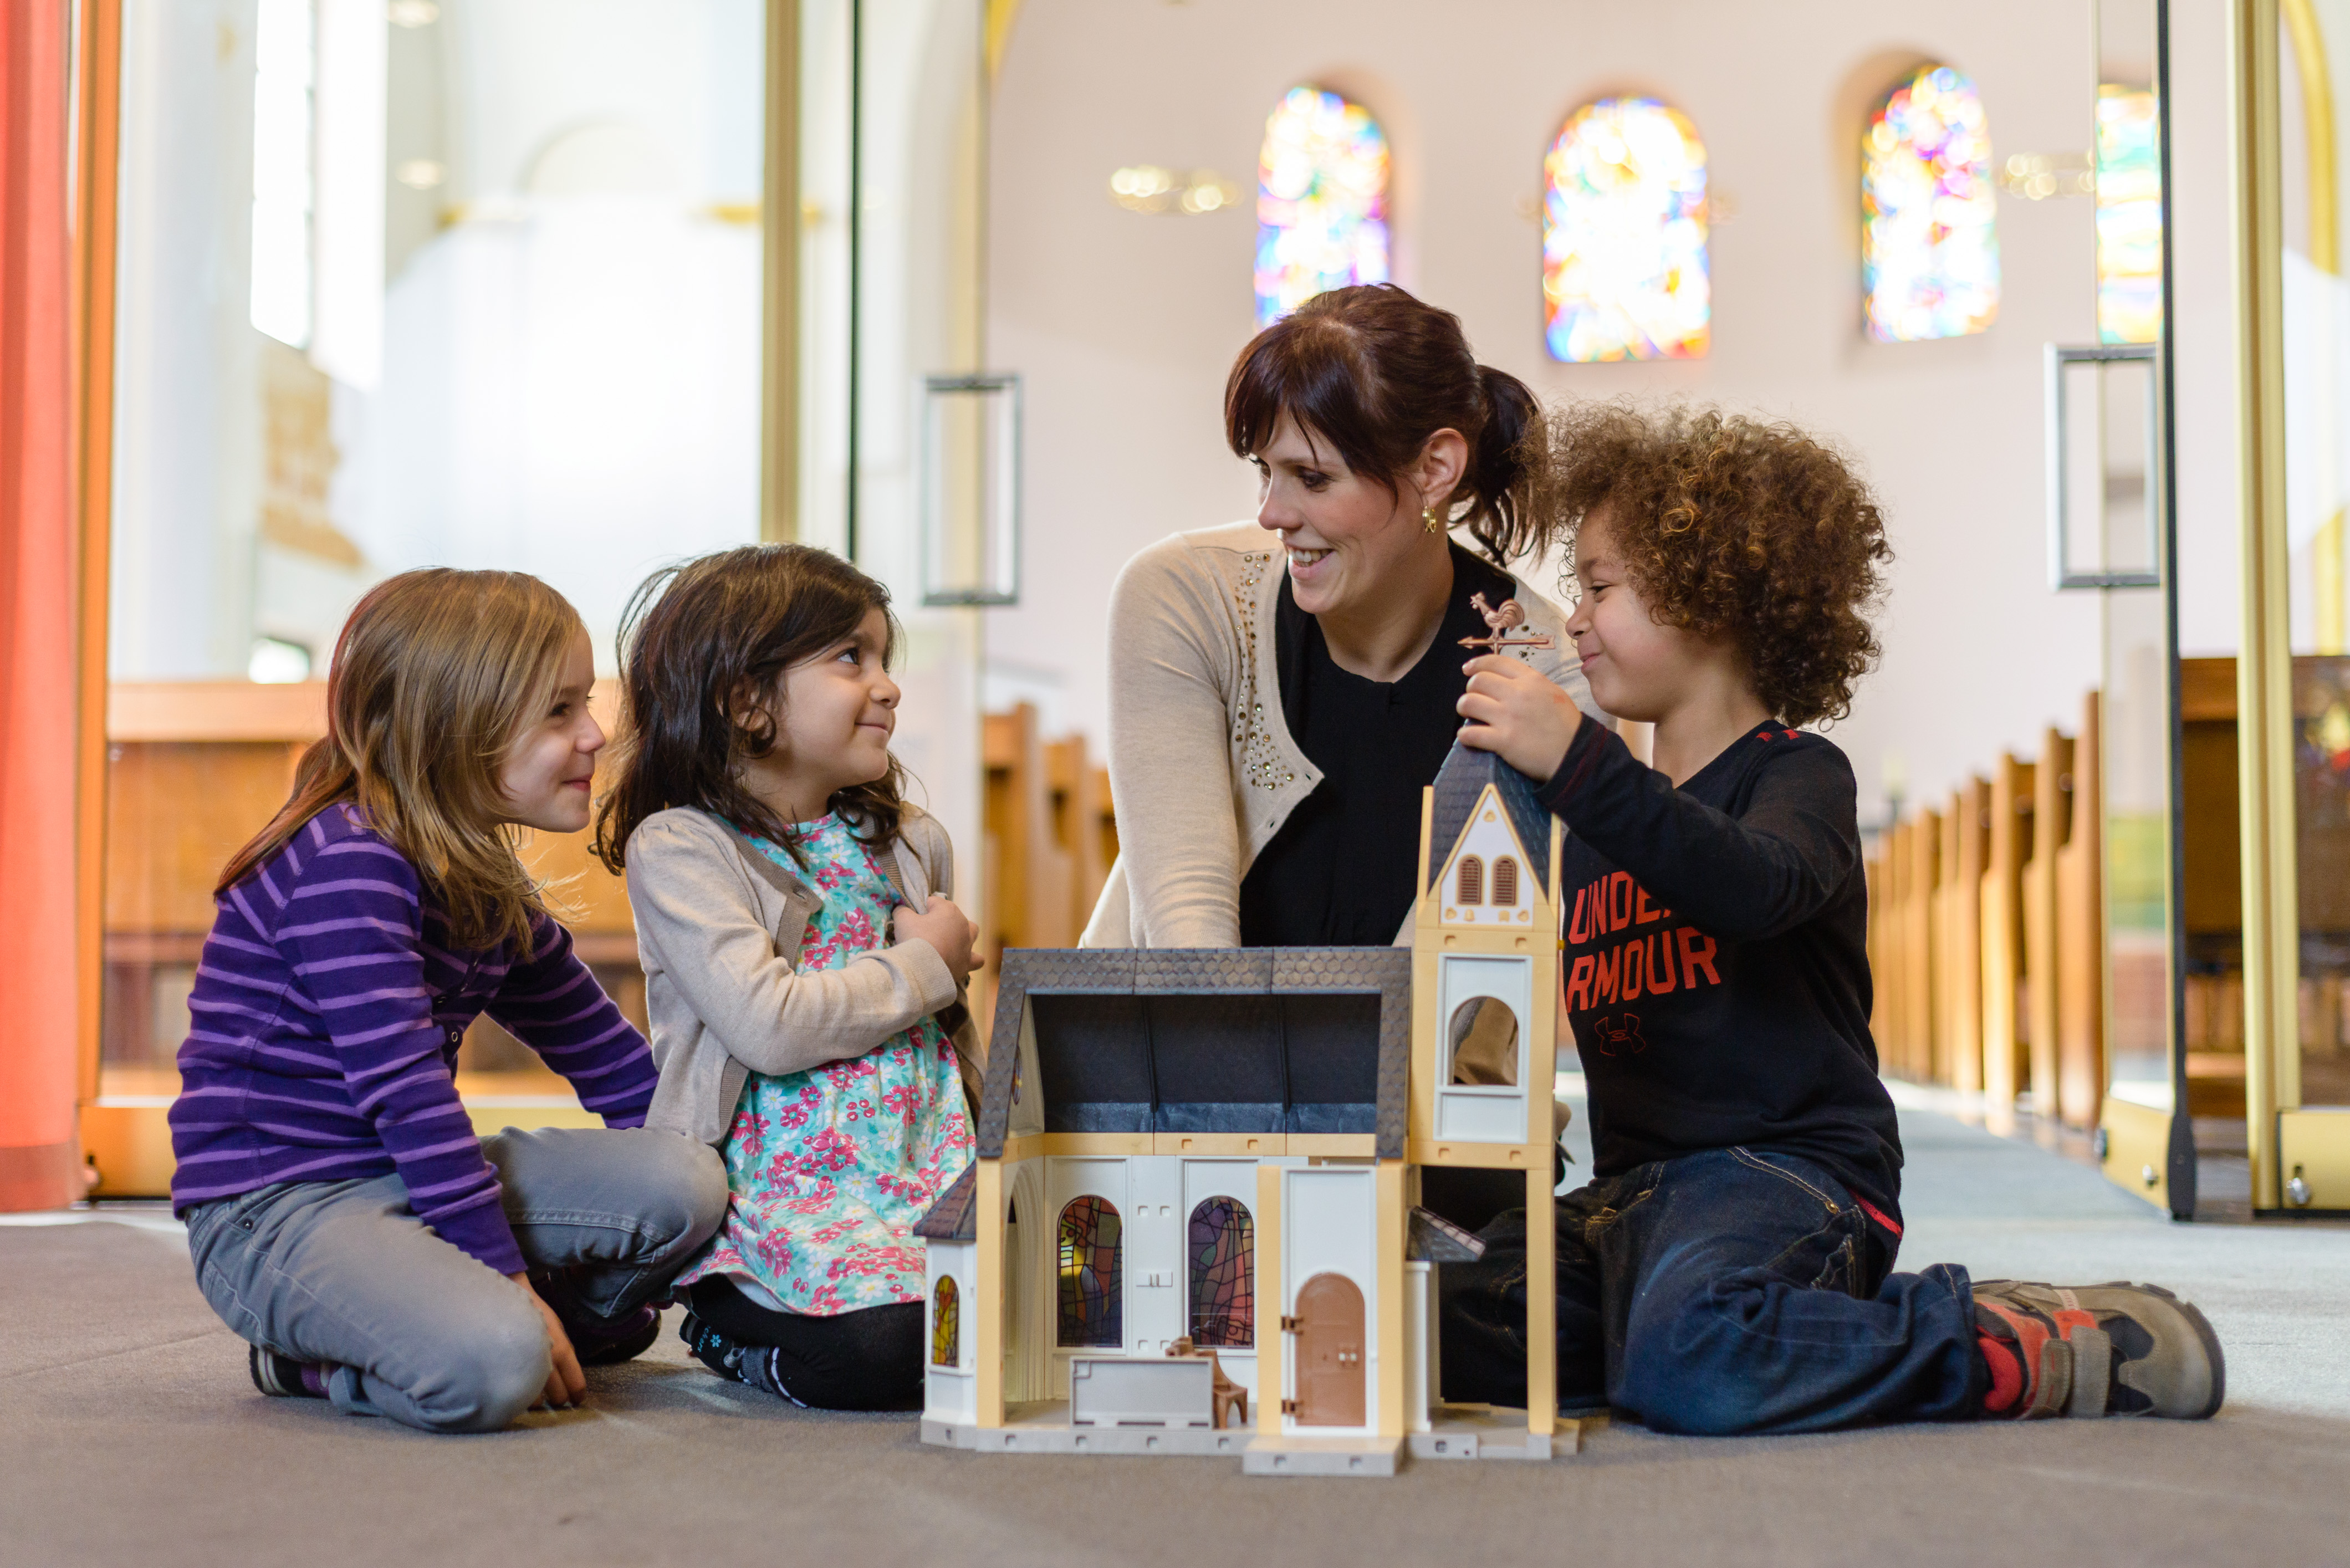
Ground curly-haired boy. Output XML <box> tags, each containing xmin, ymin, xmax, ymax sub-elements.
<box><xmin>1448</xmin><ymin>404</ymin><xmax>2223</xmax><ymax>1432</ymax></box>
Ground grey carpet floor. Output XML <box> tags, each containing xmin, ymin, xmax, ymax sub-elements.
<box><xmin>6</xmin><ymin>1107</ymin><xmax>2349</xmax><ymax>1568</ymax></box>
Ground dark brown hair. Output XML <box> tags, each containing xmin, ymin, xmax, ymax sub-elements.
<box><xmin>594</xmin><ymin>544</ymin><xmax>910</xmax><ymax>872</ymax></box>
<box><xmin>1553</xmin><ymin>403</ymin><xmax>1892</xmax><ymax>728</ymax></box>
<box><xmin>217</xmin><ymin>569</ymin><xmax>584</xmax><ymax>957</ymax></box>
<box><xmin>1224</xmin><ymin>283</ymin><xmax>1556</xmax><ymax>565</ymax></box>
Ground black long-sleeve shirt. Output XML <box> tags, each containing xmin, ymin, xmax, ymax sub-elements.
<box><xmin>1536</xmin><ymin>718</ymin><xmax>1904</xmax><ymax>1221</ymax></box>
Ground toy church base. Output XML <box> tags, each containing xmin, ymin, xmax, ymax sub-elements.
<box><xmin>913</xmin><ymin>747</ymin><xmax>1583</xmax><ymax>1479</ymax></box>
<box><xmin>921</xmin><ymin>1404</ymin><xmax>1585</xmax><ymax>1477</ymax></box>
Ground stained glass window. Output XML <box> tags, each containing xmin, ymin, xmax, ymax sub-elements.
<box><xmin>1188</xmin><ymin>1197</ymin><xmax>1255</xmax><ymax>1348</ymax></box>
<box><xmin>1542</xmin><ymin>98</ymin><xmax>1710</xmax><ymax>362</ymax></box>
<box><xmin>1255</xmin><ymin>86</ymin><xmax>1391</xmax><ymax>326</ymax></box>
<box><xmin>1862</xmin><ymin>64</ymin><xmax>1999</xmax><ymax>341</ymax></box>
<box><xmin>2096</xmin><ymin>86</ymin><xmax>2162</xmax><ymax>344</ymax></box>
<box><xmin>932</xmin><ymin>1274</ymin><xmax>959</xmax><ymax>1368</ymax></box>
<box><xmin>1057</xmin><ymin>1196</ymin><xmax>1123</xmax><ymax>1348</ymax></box>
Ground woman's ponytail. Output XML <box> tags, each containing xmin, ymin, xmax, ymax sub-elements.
<box><xmin>1459</xmin><ymin>364</ymin><xmax>1547</xmax><ymax>565</ymax></box>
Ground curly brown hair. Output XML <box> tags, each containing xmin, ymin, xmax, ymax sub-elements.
<box><xmin>1551</xmin><ymin>403</ymin><xmax>1891</xmax><ymax>728</ymax></box>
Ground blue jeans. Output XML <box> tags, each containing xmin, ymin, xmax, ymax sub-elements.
<box><xmin>1440</xmin><ymin>1146</ymin><xmax>1984</xmax><ymax>1433</ymax></box>
<box><xmin>185</xmin><ymin>1126</ymin><xmax>727</xmax><ymax>1433</ymax></box>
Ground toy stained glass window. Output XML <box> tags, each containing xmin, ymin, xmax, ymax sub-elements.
<box><xmin>1492</xmin><ymin>857</ymin><xmax>1519</xmax><ymax>907</ymax></box>
<box><xmin>932</xmin><ymin>1274</ymin><xmax>959</xmax><ymax>1367</ymax></box>
<box><xmin>1188</xmin><ymin>1197</ymin><xmax>1255</xmax><ymax>1349</ymax></box>
<box><xmin>1255</xmin><ymin>86</ymin><xmax>1391</xmax><ymax>327</ymax></box>
<box><xmin>1542</xmin><ymin>98</ymin><xmax>1710</xmax><ymax>362</ymax></box>
<box><xmin>1457</xmin><ymin>856</ymin><xmax>1484</xmax><ymax>906</ymax></box>
<box><xmin>1862</xmin><ymin>64</ymin><xmax>1999</xmax><ymax>342</ymax></box>
<box><xmin>1057</xmin><ymin>1196</ymin><xmax>1123</xmax><ymax>1349</ymax></box>
<box><xmin>2096</xmin><ymin>85</ymin><xmax>2162</xmax><ymax>344</ymax></box>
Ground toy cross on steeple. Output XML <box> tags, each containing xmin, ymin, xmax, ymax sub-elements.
<box><xmin>1457</xmin><ymin>593</ymin><xmax>1555</xmax><ymax>657</ymax></box>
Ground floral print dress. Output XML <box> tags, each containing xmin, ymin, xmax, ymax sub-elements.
<box><xmin>674</xmin><ymin>813</ymin><xmax>973</xmax><ymax>1315</ymax></box>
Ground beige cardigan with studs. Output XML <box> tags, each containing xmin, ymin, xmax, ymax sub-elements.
<box><xmin>1081</xmin><ymin>520</ymin><xmax>1603</xmax><ymax>949</ymax></box>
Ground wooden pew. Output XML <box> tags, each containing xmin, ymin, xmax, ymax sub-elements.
<box><xmin>1905</xmin><ymin>808</ymin><xmax>1941</xmax><ymax>1081</ymax></box>
<box><xmin>2056</xmin><ymin>693</ymin><xmax>2107</xmax><ymax>1128</ymax></box>
<box><xmin>1980</xmin><ymin>754</ymin><xmax>2034</xmax><ymax>1126</ymax></box>
<box><xmin>2024</xmin><ymin>727</ymin><xmax>2072</xmax><ymax>1115</ymax></box>
<box><xmin>1940</xmin><ymin>777</ymin><xmax>1989</xmax><ymax>1091</ymax></box>
<box><xmin>1875</xmin><ymin>821</ymin><xmax>1909</xmax><ymax>1072</ymax></box>
<box><xmin>87</xmin><ymin>682</ymin><xmax>640</xmax><ymax>1196</ymax></box>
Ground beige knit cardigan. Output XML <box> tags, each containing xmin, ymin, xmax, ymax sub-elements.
<box><xmin>1082</xmin><ymin>520</ymin><xmax>1603</xmax><ymax>949</ymax></box>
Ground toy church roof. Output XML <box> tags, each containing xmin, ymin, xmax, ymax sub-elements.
<box><xmin>1425</xmin><ymin>742</ymin><xmax>1552</xmax><ymax>894</ymax></box>
<box><xmin>969</xmin><ymin>948</ymin><xmax>1413</xmax><ymax>1161</ymax></box>
<box><xmin>913</xmin><ymin>1162</ymin><xmax>979</xmax><ymax>1242</ymax></box>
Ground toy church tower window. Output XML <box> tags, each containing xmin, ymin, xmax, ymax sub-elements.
<box><xmin>1457</xmin><ymin>856</ymin><xmax>1484</xmax><ymax>906</ymax></box>
<box><xmin>1187</xmin><ymin>1197</ymin><xmax>1255</xmax><ymax>1348</ymax></box>
<box><xmin>1057</xmin><ymin>1196</ymin><xmax>1124</xmax><ymax>1348</ymax></box>
<box><xmin>1491</xmin><ymin>856</ymin><xmax>1519</xmax><ymax>907</ymax></box>
<box><xmin>932</xmin><ymin>1274</ymin><xmax>959</xmax><ymax>1367</ymax></box>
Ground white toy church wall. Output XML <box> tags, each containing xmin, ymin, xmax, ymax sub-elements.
<box><xmin>1433</xmin><ymin>952</ymin><xmax>1535</xmax><ymax>1142</ymax></box>
<box><xmin>1437</xmin><ymin>801</ymin><xmax>1539</xmax><ymax>931</ymax></box>
<box><xmin>1278</xmin><ymin>1164</ymin><xmax>1380</xmax><ymax>1437</ymax></box>
<box><xmin>1024</xmin><ymin>1154</ymin><xmax>1286</xmax><ymax>1402</ymax></box>
<box><xmin>924</xmin><ymin>1238</ymin><xmax>977</xmax><ymax>1422</ymax></box>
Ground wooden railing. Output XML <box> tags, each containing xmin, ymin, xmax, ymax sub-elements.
<box><xmin>88</xmin><ymin>685</ymin><xmax>1120</xmax><ymax>1193</ymax></box>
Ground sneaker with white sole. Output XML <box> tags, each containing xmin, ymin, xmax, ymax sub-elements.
<box><xmin>1971</xmin><ymin>1280</ymin><xmax>2224</xmax><ymax>1420</ymax></box>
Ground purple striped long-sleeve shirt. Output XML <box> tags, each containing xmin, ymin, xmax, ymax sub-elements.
<box><xmin>168</xmin><ymin>804</ymin><xmax>657</xmax><ymax>1274</ymax></box>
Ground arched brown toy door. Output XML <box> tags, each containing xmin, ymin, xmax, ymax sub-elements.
<box><xmin>1291</xmin><ymin>1271</ymin><xmax>1366</xmax><ymax>1427</ymax></box>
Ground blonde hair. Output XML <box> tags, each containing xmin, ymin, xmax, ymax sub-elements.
<box><xmin>218</xmin><ymin>569</ymin><xmax>586</xmax><ymax>957</ymax></box>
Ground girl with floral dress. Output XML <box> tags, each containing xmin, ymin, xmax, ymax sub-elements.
<box><xmin>594</xmin><ymin>544</ymin><xmax>983</xmax><ymax>1409</ymax></box>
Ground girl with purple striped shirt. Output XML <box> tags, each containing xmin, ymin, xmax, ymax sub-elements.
<box><xmin>171</xmin><ymin>569</ymin><xmax>727</xmax><ymax>1433</ymax></box>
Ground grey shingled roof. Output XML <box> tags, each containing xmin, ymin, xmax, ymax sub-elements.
<box><xmin>913</xmin><ymin>1162</ymin><xmax>978</xmax><ymax>1242</ymax></box>
<box><xmin>1407</xmin><ymin>1205</ymin><xmax>1488</xmax><ymax>1263</ymax></box>
<box><xmin>974</xmin><ymin>947</ymin><xmax>1412</xmax><ymax>1160</ymax></box>
<box><xmin>1424</xmin><ymin>741</ymin><xmax>1552</xmax><ymax>895</ymax></box>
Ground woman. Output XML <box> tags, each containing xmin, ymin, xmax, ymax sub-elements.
<box><xmin>1085</xmin><ymin>283</ymin><xmax>1602</xmax><ymax>952</ymax></box>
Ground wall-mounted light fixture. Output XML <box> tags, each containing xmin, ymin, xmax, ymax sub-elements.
<box><xmin>1108</xmin><ymin>166</ymin><xmax>1240</xmax><ymax>215</ymax></box>
<box><xmin>1998</xmin><ymin>152</ymin><xmax>2094</xmax><ymax>200</ymax></box>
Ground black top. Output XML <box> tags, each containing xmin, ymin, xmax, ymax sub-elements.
<box><xmin>1536</xmin><ymin>718</ymin><xmax>1904</xmax><ymax>1218</ymax></box>
<box><xmin>1239</xmin><ymin>546</ymin><xmax>1516</xmax><ymax>947</ymax></box>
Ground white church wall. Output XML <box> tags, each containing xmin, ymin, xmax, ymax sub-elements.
<box><xmin>985</xmin><ymin>0</ymin><xmax>2243</xmax><ymax>815</ymax></box>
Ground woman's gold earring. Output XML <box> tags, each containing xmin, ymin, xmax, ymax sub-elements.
<box><xmin>1423</xmin><ymin>506</ymin><xmax>1442</xmax><ymax>535</ymax></box>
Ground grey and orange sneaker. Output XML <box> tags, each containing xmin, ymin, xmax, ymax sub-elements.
<box><xmin>1971</xmin><ymin>1280</ymin><xmax>2224</xmax><ymax>1419</ymax></box>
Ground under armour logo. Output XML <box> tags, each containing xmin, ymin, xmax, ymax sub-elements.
<box><xmin>1590</xmin><ymin>1013</ymin><xmax>1648</xmax><ymax>1056</ymax></box>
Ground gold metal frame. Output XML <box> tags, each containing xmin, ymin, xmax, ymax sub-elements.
<box><xmin>2235</xmin><ymin>0</ymin><xmax>2304</xmax><ymax>1208</ymax></box>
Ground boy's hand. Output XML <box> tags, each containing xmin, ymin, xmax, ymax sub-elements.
<box><xmin>510</xmin><ymin>1272</ymin><xmax>587</xmax><ymax>1409</ymax></box>
<box><xmin>1457</xmin><ymin>655</ymin><xmax>1583</xmax><ymax>783</ymax></box>
<box><xmin>895</xmin><ymin>894</ymin><xmax>980</xmax><ymax>986</ymax></box>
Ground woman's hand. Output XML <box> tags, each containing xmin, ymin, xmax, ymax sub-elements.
<box><xmin>895</xmin><ymin>894</ymin><xmax>980</xmax><ymax>985</ymax></box>
<box><xmin>509</xmin><ymin>1272</ymin><xmax>587</xmax><ymax>1409</ymax></box>
<box><xmin>1457</xmin><ymin>654</ymin><xmax>1584</xmax><ymax>783</ymax></box>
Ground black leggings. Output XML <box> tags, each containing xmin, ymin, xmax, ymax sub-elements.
<box><xmin>686</xmin><ymin>1276</ymin><xmax>924</xmax><ymax>1412</ymax></box>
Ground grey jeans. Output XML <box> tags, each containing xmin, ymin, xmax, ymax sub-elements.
<box><xmin>185</xmin><ymin>1126</ymin><xmax>727</xmax><ymax>1434</ymax></box>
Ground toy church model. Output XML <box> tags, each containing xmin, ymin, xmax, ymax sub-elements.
<box><xmin>915</xmin><ymin>743</ymin><xmax>1570</xmax><ymax>1476</ymax></box>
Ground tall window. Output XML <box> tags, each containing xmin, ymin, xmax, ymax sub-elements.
<box><xmin>1457</xmin><ymin>856</ymin><xmax>1485</xmax><ymax>906</ymax></box>
<box><xmin>1255</xmin><ymin>86</ymin><xmax>1391</xmax><ymax>326</ymax></box>
<box><xmin>2096</xmin><ymin>85</ymin><xmax>2162</xmax><ymax>344</ymax></box>
<box><xmin>1542</xmin><ymin>98</ymin><xmax>1710</xmax><ymax>362</ymax></box>
<box><xmin>1862</xmin><ymin>64</ymin><xmax>1999</xmax><ymax>341</ymax></box>
<box><xmin>1491</xmin><ymin>857</ymin><xmax>1520</xmax><ymax>907</ymax></box>
<box><xmin>932</xmin><ymin>1274</ymin><xmax>959</xmax><ymax>1367</ymax></box>
<box><xmin>1188</xmin><ymin>1197</ymin><xmax>1255</xmax><ymax>1348</ymax></box>
<box><xmin>1057</xmin><ymin>1196</ymin><xmax>1124</xmax><ymax>1348</ymax></box>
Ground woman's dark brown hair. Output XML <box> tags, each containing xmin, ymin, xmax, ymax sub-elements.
<box><xmin>216</xmin><ymin>569</ymin><xmax>584</xmax><ymax>957</ymax></box>
<box><xmin>1224</xmin><ymin>282</ymin><xmax>1555</xmax><ymax>565</ymax></box>
<box><xmin>594</xmin><ymin>544</ymin><xmax>910</xmax><ymax>872</ymax></box>
<box><xmin>1553</xmin><ymin>402</ymin><xmax>1891</xmax><ymax>728</ymax></box>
